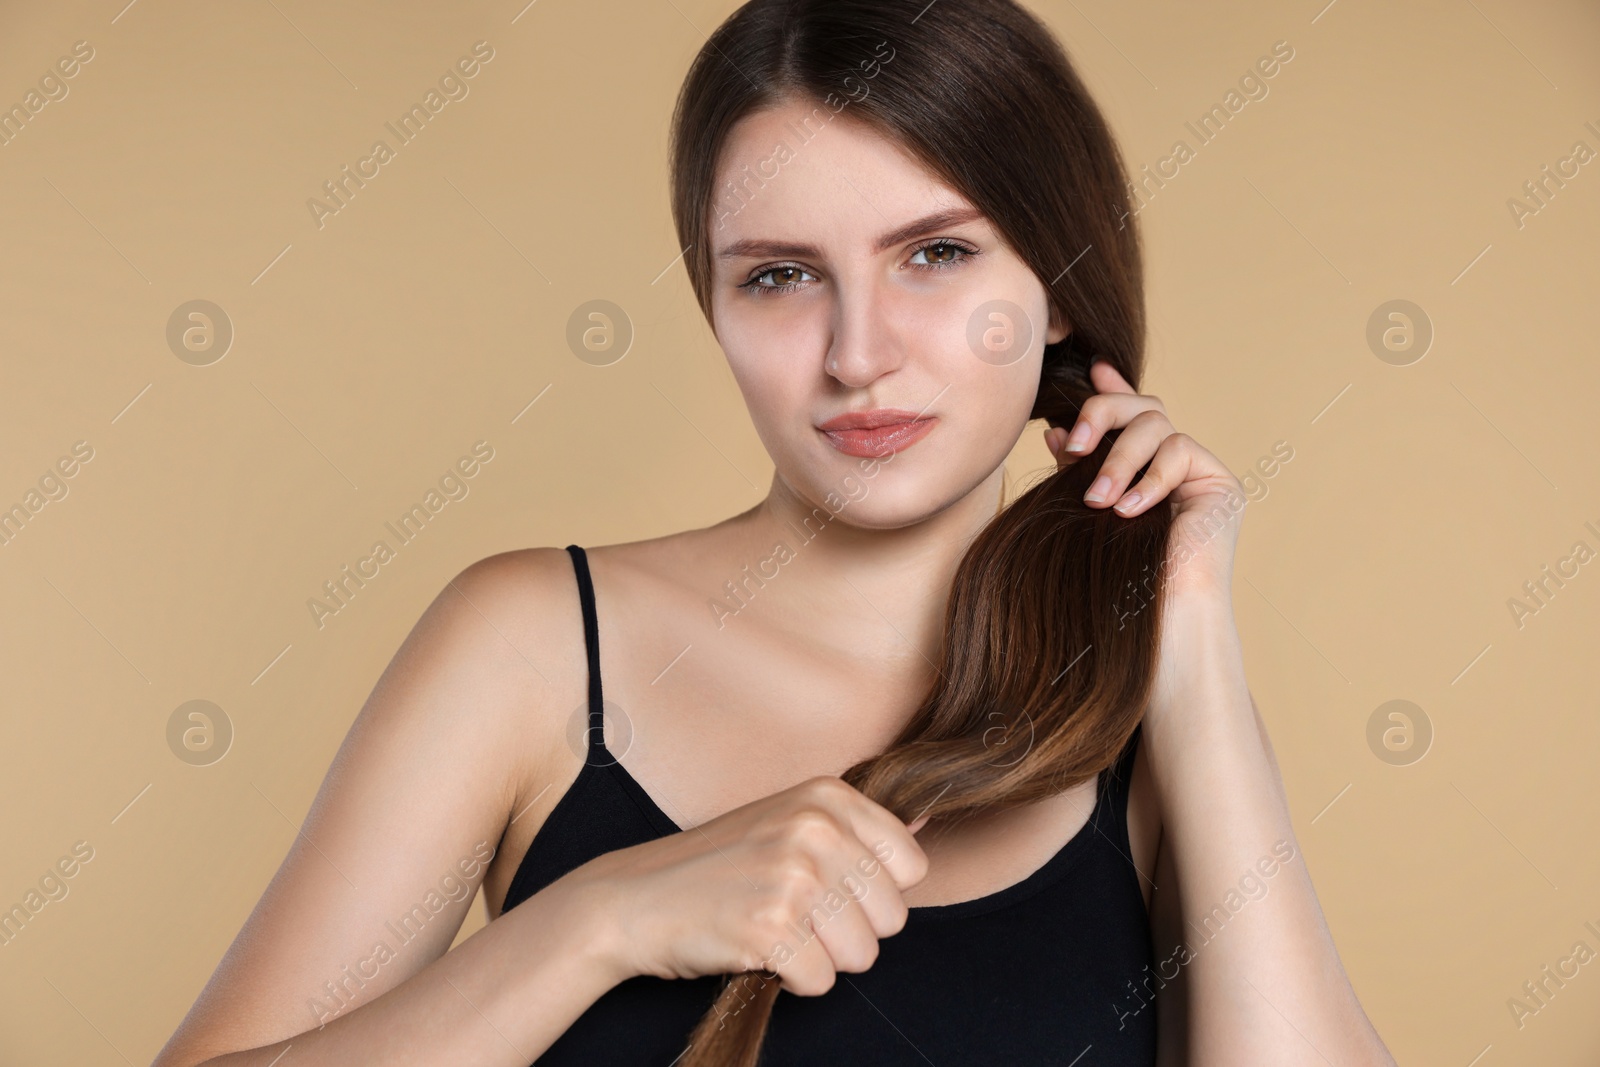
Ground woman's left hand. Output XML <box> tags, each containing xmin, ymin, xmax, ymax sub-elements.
<box><xmin>1044</xmin><ymin>360</ymin><xmax>1246</xmax><ymax>599</ymax></box>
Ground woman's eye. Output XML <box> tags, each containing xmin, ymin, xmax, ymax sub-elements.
<box><xmin>908</xmin><ymin>241</ymin><xmax>978</xmax><ymax>269</ymax></box>
<box><xmin>739</xmin><ymin>241</ymin><xmax>977</xmax><ymax>296</ymax></box>
<box><xmin>741</xmin><ymin>264</ymin><xmax>816</xmax><ymax>293</ymax></box>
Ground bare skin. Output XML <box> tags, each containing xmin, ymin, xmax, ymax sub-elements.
<box><xmin>479</xmin><ymin>523</ymin><xmax>1161</xmax><ymax>922</ymax></box>
<box><xmin>153</xmin><ymin>96</ymin><xmax>1389</xmax><ymax>1066</ymax></box>
<box><xmin>149</xmin><ymin>535</ymin><xmax>1151</xmax><ymax>1067</ymax></box>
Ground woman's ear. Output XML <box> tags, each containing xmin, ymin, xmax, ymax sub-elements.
<box><xmin>1045</xmin><ymin>304</ymin><xmax>1070</xmax><ymax>345</ymax></box>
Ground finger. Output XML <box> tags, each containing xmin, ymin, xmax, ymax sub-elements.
<box><xmin>1089</xmin><ymin>359</ymin><xmax>1138</xmax><ymax>394</ymax></box>
<box><xmin>782</xmin><ymin>807</ymin><xmax>910</xmax><ymax>945</ymax></box>
<box><xmin>770</xmin><ymin>928</ymin><xmax>838</xmax><ymax>997</ymax></box>
<box><xmin>1049</xmin><ymin>427</ymin><xmax>1090</xmax><ymax>470</ymax></box>
<box><xmin>1045</xmin><ymin>426</ymin><xmax>1068</xmax><ymax>462</ymax></box>
<box><xmin>751</xmin><ymin>843</ymin><xmax>841</xmax><ymax>997</ymax></box>
<box><xmin>1082</xmin><ymin>409</ymin><xmax>1175</xmax><ymax>508</ymax></box>
<box><xmin>1057</xmin><ymin>392</ymin><xmax>1167</xmax><ymax>461</ymax></box>
<box><xmin>812</xmin><ymin>889</ymin><xmax>884</xmax><ymax>975</ymax></box>
<box><xmin>805</xmin><ymin>778</ymin><xmax>929</xmax><ymax>892</ymax></box>
<box><xmin>830</xmin><ymin>839</ymin><xmax>910</xmax><ymax>941</ymax></box>
<box><xmin>1048</xmin><ymin>427</ymin><xmax>1090</xmax><ymax>469</ymax></box>
<box><xmin>1109</xmin><ymin>432</ymin><xmax>1203</xmax><ymax>517</ymax></box>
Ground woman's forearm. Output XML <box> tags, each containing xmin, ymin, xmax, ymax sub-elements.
<box><xmin>182</xmin><ymin>873</ymin><xmax>628</xmax><ymax>1067</ymax></box>
<box><xmin>1143</xmin><ymin>590</ymin><xmax>1394</xmax><ymax>1065</ymax></box>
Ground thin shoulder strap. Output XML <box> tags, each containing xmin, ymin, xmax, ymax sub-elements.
<box><xmin>564</xmin><ymin>545</ymin><xmax>605</xmax><ymax>759</ymax></box>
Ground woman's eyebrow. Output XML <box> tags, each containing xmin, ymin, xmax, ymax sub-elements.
<box><xmin>715</xmin><ymin>206</ymin><xmax>987</xmax><ymax>260</ymax></box>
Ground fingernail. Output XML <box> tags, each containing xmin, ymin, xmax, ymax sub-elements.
<box><xmin>1065</xmin><ymin>421</ymin><xmax>1090</xmax><ymax>452</ymax></box>
<box><xmin>1085</xmin><ymin>475</ymin><xmax>1111</xmax><ymax>503</ymax></box>
<box><xmin>1115</xmin><ymin>491</ymin><xmax>1141</xmax><ymax>512</ymax></box>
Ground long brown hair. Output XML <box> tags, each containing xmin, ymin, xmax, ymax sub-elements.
<box><xmin>667</xmin><ymin>0</ymin><xmax>1169</xmax><ymax>1061</ymax></box>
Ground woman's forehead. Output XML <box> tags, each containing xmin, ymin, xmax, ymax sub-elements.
<box><xmin>712</xmin><ymin>107</ymin><xmax>987</xmax><ymax>256</ymax></box>
<box><xmin>717</xmin><ymin>101</ymin><xmax>930</xmax><ymax>184</ymax></box>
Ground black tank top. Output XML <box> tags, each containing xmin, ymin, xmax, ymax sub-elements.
<box><xmin>499</xmin><ymin>545</ymin><xmax>1157</xmax><ymax>1065</ymax></box>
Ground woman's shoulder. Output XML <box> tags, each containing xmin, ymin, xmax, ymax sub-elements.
<box><xmin>399</xmin><ymin>546</ymin><xmax>600</xmax><ymax>782</ymax></box>
<box><xmin>445</xmin><ymin>538</ymin><xmax>710</xmax><ymax>914</ymax></box>
<box><xmin>447</xmin><ymin>528</ymin><xmax>720</xmax><ymax>643</ymax></box>
<box><xmin>450</xmin><ymin>533</ymin><xmax>703</xmax><ymax>612</ymax></box>
<box><xmin>435</xmin><ymin>534</ymin><xmax>720</xmax><ymax>731</ymax></box>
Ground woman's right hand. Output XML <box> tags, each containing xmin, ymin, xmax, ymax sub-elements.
<box><xmin>560</xmin><ymin>775</ymin><xmax>930</xmax><ymax>996</ymax></box>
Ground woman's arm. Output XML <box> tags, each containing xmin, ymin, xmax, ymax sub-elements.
<box><xmin>1048</xmin><ymin>359</ymin><xmax>1394</xmax><ymax>1063</ymax></box>
<box><xmin>171</xmin><ymin>874</ymin><xmax>628</xmax><ymax>1067</ymax></box>
<box><xmin>152</xmin><ymin>546</ymin><xmax>930</xmax><ymax>1066</ymax></box>
<box><xmin>1144</xmin><ymin>590</ymin><xmax>1394</xmax><ymax>1065</ymax></box>
<box><xmin>151</xmin><ymin>550</ymin><xmax>633</xmax><ymax>1066</ymax></box>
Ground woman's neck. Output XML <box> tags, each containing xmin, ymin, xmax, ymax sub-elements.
<box><xmin>713</xmin><ymin>462</ymin><xmax>1008</xmax><ymax>671</ymax></box>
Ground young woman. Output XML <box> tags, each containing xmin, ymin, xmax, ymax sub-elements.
<box><xmin>155</xmin><ymin>1</ymin><xmax>1395</xmax><ymax>1064</ymax></box>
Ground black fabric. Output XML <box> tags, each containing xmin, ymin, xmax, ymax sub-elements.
<box><xmin>500</xmin><ymin>544</ymin><xmax>1158</xmax><ymax>1065</ymax></box>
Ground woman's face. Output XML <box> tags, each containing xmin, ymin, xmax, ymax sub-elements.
<box><xmin>708</xmin><ymin>97</ymin><xmax>1067</xmax><ymax>530</ymax></box>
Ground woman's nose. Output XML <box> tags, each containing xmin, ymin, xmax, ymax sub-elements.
<box><xmin>823</xmin><ymin>288</ymin><xmax>908</xmax><ymax>387</ymax></box>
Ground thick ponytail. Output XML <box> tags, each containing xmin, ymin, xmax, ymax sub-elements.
<box><xmin>666</xmin><ymin>1</ymin><xmax>1163</xmax><ymax>1061</ymax></box>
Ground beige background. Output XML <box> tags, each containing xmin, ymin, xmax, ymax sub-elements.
<box><xmin>1</xmin><ymin>0</ymin><xmax>1597</xmax><ymax>1063</ymax></box>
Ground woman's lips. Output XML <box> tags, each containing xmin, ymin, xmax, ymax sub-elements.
<box><xmin>816</xmin><ymin>414</ymin><xmax>937</xmax><ymax>458</ymax></box>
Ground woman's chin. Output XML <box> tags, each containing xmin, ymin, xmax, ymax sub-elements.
<box><xmin>782</xmin><ymin>472</ymin><xmax>987</xmax><ymax>533</ymax></box>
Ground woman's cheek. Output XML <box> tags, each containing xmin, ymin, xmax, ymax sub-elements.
<box><xmin>723</xmin><ymin>360</ymin><xmax>809</xmax><ymax>455</ymax></box>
